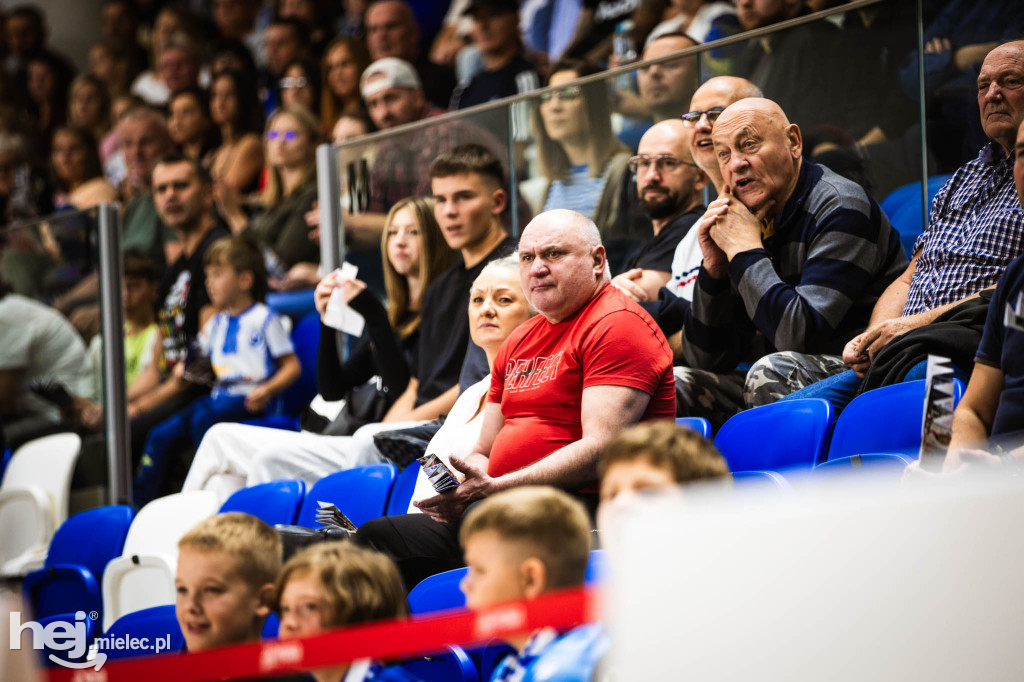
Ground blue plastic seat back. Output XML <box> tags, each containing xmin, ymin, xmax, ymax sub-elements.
<box><xmin>266</xmin><ymin>289</ymin><xmax>317</xmax><ymax>320</ymax></box>
<box><xmin>386</xmin><ymin>464</ymin><xmax>421</xmax><ymax>516</ymax></box>
<box><xmin>408</xmin><ymin>550</ymin><xmax>605</xmax><ymax>616</ymax></box>
<box><xmin>99</xmin><ymin>605</ymin><xmax>185</xmax><ymax>661</ymax></box>
<box><xmin>714</xmin><ymin>399</ymin><xmax>835</xmax><ymax>472</ymax></box>
<box><xmin>407</xmin><ymin>567</ymin><xmax>468</xmax><ymax>615</ymax></box>
<box><xmin>297</xmin><ymin>463</ymin><xmax>398</xmax><ymax>528</ymax></box>
<box><xmin>712</xmin><ymin>395</ymin><xmax>831</xmax><ymax>471</ymax></box>
<box><xmin>879</xmin><ymin>173</ymin><xmax>953</xmax><ymax>258</ymax></box>
<box><xmin>675</xmin><ymin>417</ymin><xmax>712</xmax><ymax>440</ymax></box>
<box><xmin>815</xmin><ymin>453</ymin><xmax>914</xmax><ymax>476</ymax></box>
<box><xmin>219</xmin><ymin>479</ymin><xmax>306</xmax><ymax>526</ymax></box>
<box><xmin>391</xmin><ymin>645</ymin><xmax>479</xmax><ymax>682</ymax></box>
<box><xmin>0</xmin><ymin>446</ymin><xmax>11</xmax><ymax>481</ymax></box>
<box><xmin>24</xmin><ymin>505</ymin><xmax>135</xmax><ymax>621</ymax></box>
<box><xmin>262</xmin><ymin>311</ymin><xmax>321</xmax><ymax>418</ymax></box>
<box><xmin>827</xmin><ymin>379</ymin><xmax>965</xmax><ymax>462</ymax></box>
<box><xmin>732</xmin><ymin>470</ymin><xmax>793</xmax><ymax>491</ymax></box>
<box><xmin>30</xmin><ymin>612</ymin><xmax>97</xmax><ymax>666</ymax></box>
<box><xmin>262</xmin><ymin>612</ymin><xmax>280</xmax><ymax>638</ymax></box>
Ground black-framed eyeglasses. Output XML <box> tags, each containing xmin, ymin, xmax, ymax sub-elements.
<box><xmin>681</xmin><ymin>106</ymin><xmax>726</xmax><ymax>126</ymax></box>
<box><xmin>628</xmin><ymin>154</ymin><xmax>699</xmax><ymax>174</ymax></box>
<box><xmin>539</xmin><ymin>85</ymin><xmax>582</xmax><ymax>102</ymax></box>
<box><xmin>279</xmin><ymin>76</ymin><xmax>309</xmax><ymax>89</ymax></box>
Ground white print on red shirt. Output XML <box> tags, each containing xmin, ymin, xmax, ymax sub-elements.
<box><xmin>504</xmin><ymin>352</ymin><xmax>565</xmax><ymax>392</ymax></box>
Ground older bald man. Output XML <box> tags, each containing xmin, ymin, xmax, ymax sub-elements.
<box><xmin>677</xmin><ymin>97</ymin><xmax>906</xmax><ymax>425</ymax></box>
<box><xmin>750</xmin><ymin>41</ymin><xmax>1024</xmax><ymax>411</ymax></box>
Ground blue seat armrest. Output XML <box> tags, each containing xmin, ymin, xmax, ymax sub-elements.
<box><xmin>23</xmin><ymin>565</ymin><xmax>102</xmax><ymax>619</ymax></box>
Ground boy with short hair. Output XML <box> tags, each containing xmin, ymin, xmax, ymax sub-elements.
<box><xmin>175</xmin><ymin>512</ymin><xmax>282</xmax><ymax>652</ymax></box>
<box><xmin>460</xmin><ymin>486</ymin><xmax>606</xmax><ymax>681</ymax></box>
<box><xmin>134</xmin><ymin>236</ymin><xmax>301</xmax><ymax>506</ymax></box>
<box><xmin>597</xmin><ymin>421</ymin><xmax>730</xmax><ymax>550</ymax></box>
<box><xmin>76</xmin><ymin>250</ymin><xmax>165</xmax><ymax>430</ymax></box>
<box><xmin>598</xmin><ymin>421</ymin><xmax>730</xmax><ymax>506</ymax></box>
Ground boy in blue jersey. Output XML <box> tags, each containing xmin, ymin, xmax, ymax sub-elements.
<box><xmin>134</xmin><ymin>236</ymin><xmax>301</xmax><ymax>506</ymax></box>
<box><xmin>460</xmin><ymin>487</ymin><xmax>607</xmax><ymax>682</ymax></box>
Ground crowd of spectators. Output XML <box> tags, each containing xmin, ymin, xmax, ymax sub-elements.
<box><xmin>3</xmin><ymin>1</ymin><xmax>1024</xmax><ymax>677</ymax></box>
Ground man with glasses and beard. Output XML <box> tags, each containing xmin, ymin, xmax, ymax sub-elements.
<box><xmin>611</xmin><ymin>119</ymin><xmax>708</xmax><ymax>303</ymax></box>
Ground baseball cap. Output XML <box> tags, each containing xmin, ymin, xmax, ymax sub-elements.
<box><xmin>360</xmin><ymin>58</ymin><xmax>422</xmax><ymax>99</ymax></box>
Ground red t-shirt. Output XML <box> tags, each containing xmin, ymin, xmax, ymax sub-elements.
<box><xmin>487</xmin><ymin>283</ymin><xmax>676</xmax><ymax>478</ymax></box>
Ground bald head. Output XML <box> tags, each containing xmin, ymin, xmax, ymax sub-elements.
<box><xmin>518</xmin><ymin>210</ymin><xmax>607</xmax><ymax>322</ymax></box>
<box><xmin>522</xmin><ymin>209</ymin><xmax>602</xmax><ymax>249</ymax></box>
<box><xmin>711</xmin><ymin>97</ymin><xmax>801</xmax><ymax>215</ymax></box>
<box><xmin>687</xmin><ymin>76</ymin><xmax>762</xmax><ymax>187</ymax></box>
<box><xmin>978</xmin><ymin>41</ymin><xmax>1024</xmax><ymax>152</ymax></box>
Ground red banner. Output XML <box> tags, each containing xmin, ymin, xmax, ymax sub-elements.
<box><xmin>46</xmin><ymin>587</ymin><xmax>600</xmax><ymax>682</ymax></box>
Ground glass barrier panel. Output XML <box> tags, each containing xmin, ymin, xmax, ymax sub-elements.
<box><xmin>920</xmin><ymin>0</ymin><xmax>1008</xmax><ymax>177</ymax></box>
<box><xmin>0</xmin><ymin>208</ymin><xmax>109</xmax><ymax>458</ymax></box>
<box><xmin>337</xmin><ymin>104</ymin><xmax>515</xmax><ymax>300</ymax></box>
<box><xmin>503</xmin><ymin>0</ymin><xmax>925</xmax><ymax>273</ymax></box>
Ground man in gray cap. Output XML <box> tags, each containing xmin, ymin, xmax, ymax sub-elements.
<box><xmin>346</xmin><ymin>57</ymin><xmax>509</xmax><ymax>246</ymax></box>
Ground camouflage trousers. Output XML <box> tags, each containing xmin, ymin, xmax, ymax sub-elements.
<box><xmin>674</xmin><ymin>367</ymin><xmax>747</xmax><ymax>432</ymax></box>
<box><xmin>743</xmin><ymin>352</ymin><xmax>847</xmax><ymax>408</ymax></box>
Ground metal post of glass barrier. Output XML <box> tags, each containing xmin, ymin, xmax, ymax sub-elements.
<box><xmin>506</xmin><ymin>104</ymin><xmax>519</xmax><ymax>237</ymax></box>
<box><xmin>97</xmin><ymin>203</ymin><xmax>132</xmax><ymax>505</ymax></box>
<box><xmin>916</xmin><ymin>0</ymin><xmax>929</xmax><ymax>233</ymax></box>
<box><xmin>317</xmin><ymin>143</ymin><xmax>344</xmax><ymax>272</ymax></box>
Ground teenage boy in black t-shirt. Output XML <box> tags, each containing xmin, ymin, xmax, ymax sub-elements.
<box><xmin>382</xmin><ymin>143</ymin><xmax>516</xmax><ymax>423</ymax></box>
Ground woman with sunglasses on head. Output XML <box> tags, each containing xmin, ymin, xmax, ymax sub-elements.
<box><xmin>529</xmin><ymin>59</ymin><xmax>638</xmax><ymax>271</ymax></box>
<box><xmin>279</xmin><ymin>58</ymin><xmax>321</xmax><ymax>123</ymax></box>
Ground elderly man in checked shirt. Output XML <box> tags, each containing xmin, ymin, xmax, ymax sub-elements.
<box><xmin>744</xmin><ymin>40</ymin><xmax>1024</xmax><ymax>411</ymax></box>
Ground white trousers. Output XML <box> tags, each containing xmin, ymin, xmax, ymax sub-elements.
<box><xmin>181</xmin><ymin>420</ymin><xmax>425</xmax><ymax>504</ymax></box>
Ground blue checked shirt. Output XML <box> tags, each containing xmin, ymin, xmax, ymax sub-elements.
<box><xmin>904</xmin><ymin>143</ymin><xmax>1024</xmax><ymax>316</ymax></box>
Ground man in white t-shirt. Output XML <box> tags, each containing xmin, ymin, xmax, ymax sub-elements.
<box><xmin>0</xmin><ymin>284</ymin><xmax>88</xmax><ymax>448</ymax></box>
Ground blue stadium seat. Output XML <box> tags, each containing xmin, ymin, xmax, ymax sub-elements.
<box><xmin>30</xmin><ymin>612</ymin><xmax>97</xmax><ymax>667</ymax></box>
<box><xmin>22</xmin><ymin>505</ymin><xmax>134</xmax><ymax>624</ymax></box>
<box><xmin>386</xmin><ymin>464</ymin><xmax>421</xmax><ymax>516</ymax></box>
<box><xmin>392</xmin><ymin>645</ymin><xmax>479</xmax><ymax>682</ymax></box>
<box><xmin>408</xmin><ymin>567</ymin><xmax>467</xmax><ymax>615</ymax></box>
<box><xmin>675</xmin><ymin>417</ymin><xmax>712</xmax><ymax>439</ymax></box>
<box><xmin>732</xmin><ymin>470</ymin><xmax>793</xmax><ymax>491</ymax></box>
<box><xmin>408</xmin><ymin>550</ymin><xmax>606</xmax><ymax>616</ymax></box>
<box><xmin>814</xmin><ymin>453</ymin><xmax>914</xmax><ymax>476</ymax></box>
<box><xmin>879</xmin><ymin>174</ymin><xmax>954</xmax><ymax>257</ymax></box>
<box><xmin>296</xmin><ymin>463</ymin><xmax>397</xmax><ymax>528</ymax></box>
<box><xmin>98</xmin><ymin>605</ymin><xmax>185</xmax><ymax>661</ymax></box>
<box><xmin>219</xmin><ymin>480</ymin><xmax>306</xmax><ymax>526</ymax></box>
<box><xmin>262</xmin><ymin>612</ymin><xmax>280</xmax><ymax>638</ymax></box>
<box><xmin>245</xmin><ymin>311</ymin><xmax>321</xmax><ymax>429</ymax></box>
<box><xmin>0</xmin><ymin>447</ymin><xmax>11</xmax><ymax>481</ymax></box>
<box><xmin>826</xmin><ymin>379</ymin><xmax>965</xmax><ymax>462</ymax></box>
<box><xmin>266</xmin><ymin>289</ymin><xmax>317</xmax><ymax>320</ymax></box>
<box><xmin>714</xmin><ymin>399</ymin><xmax>835</xmax><ymax>472</ymax></box>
